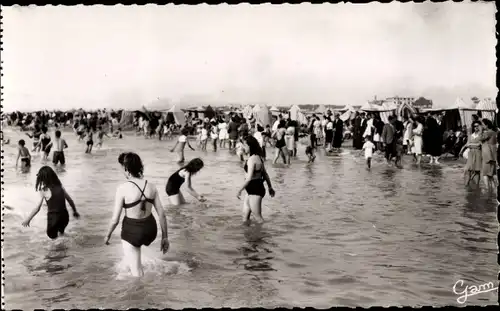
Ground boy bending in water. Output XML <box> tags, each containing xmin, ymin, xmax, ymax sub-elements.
<box><xmin>16</xmin><ymin>139</ymin><xmax>32</xmax><ymax>169</ymax></box>
<box><xmin>45</xmin><ymin>130</ymin><xmax>68</xmax><ymax>165</ymax></box>
<box><xmin>170</xmin><ymin>128</ymin><xmax>195</xmax><ymax>164</ymax></box>
<box><xmin>22</xmin><ymin>166</ymin><xmax>80</xmax><ymax>239</ymax></box>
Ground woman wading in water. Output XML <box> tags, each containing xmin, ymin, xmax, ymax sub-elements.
<box><xmin>104</xmin><ymin>152</ymin><xmax>169</xmax><ymax>277</ymax></box>
<box><xmin>237</xmin><ymin>136</ymin><xmax>275</xmax><ymax>225</ymax></box>
<box><xmin>165</xmin><ymin>158</ymin><xmax>206</xmax><ymax>206</ymax></box>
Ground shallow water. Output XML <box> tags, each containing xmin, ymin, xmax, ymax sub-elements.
<box><xmin>2</xmin><ymin>129</ymin><xmax>497</xmax><ymax>308</ymax></box>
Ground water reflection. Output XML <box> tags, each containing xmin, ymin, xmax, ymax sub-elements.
<box><xmin>234</xmin><ymin>225</ymin><xmax>276</xmax><ymax>272</ymax></box>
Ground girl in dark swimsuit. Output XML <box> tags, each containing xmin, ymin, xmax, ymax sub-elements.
<box><xmin>22</xmin><ymin>166</ymin><xmax>80</xmax><ymax>239</ymax></box>
<box><xmin>104</xmin><ymin>152</ymin><xmax>169</xmax><ymax>277</ymax></box>
<box><xmin>165</xmin><ymin>158</ymin><xmax>206</xmax><ymax>206</ymax></box>
<box><xmin>237</xmin><ymin>136</ymin><xmax>275</xmax><ymax>225</ymax></box>
<box><xmin>38</xmin><ymin>127</ymin><xmax>52</xmax><ymax>160</ymax></box>
<box><xmin>272</xmin><ymin>120</ymin><xmax>288</xmax><ymax>165</ymax></box>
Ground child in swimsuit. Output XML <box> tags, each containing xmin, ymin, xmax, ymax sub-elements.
<box><xmin>16</xmin><ymin>139</ymin><xmax>32</xmax><ymax>170</ymax></box>
<box><xmin>45</xmin><ymin>130</ymin><xmax>68</xmax><ymax>165</ymax></box>
<box><xmin>235</xmin><ymin>138</ymin><xmax>248</xmax><ymax>162</ymax></box>
<box><xmin>22</xmin><ymin>166</ymin><xmax>80</xmax><ymax>239</ymax></box>
<box><xmin>170</xmin><ymin>128</ymin><xmax>195</xmax><ymax>164</ymax></box>
<box><xmin>200</xmin><ymin>125</ymin><xmax>208</xmax><ymax>151</ymax></box>
<box><xmin>77</xmin><ymin>124</ymin><xmax>86</xmax><ymax>141</ymax></box>
<box><xmin>85</xmin><ymin>128</ymin><xmax>94</xmax><ymax>153</ymax></box>
<box><xmin>210</xmin><ymin>122</ymin><xmax>219</xmax><ymax>152</ymax></box>
<box><xmin>95</xmin><ymin>126</ymin><xmax>110</xmax><ymax>149</ymax></box>
<box><xmin>113</xmin><ymin>127</ymin><xmax>123</xmax><ymax>139</ymax></box>
<box><xmin>165</xmin><ymin>158</ymin><xmax>206</xmax><ymax>206</ymax></box>
<box><xmin>26</xmin><ymin>126</ymin><xmax>42</xmax><ymax>152</ymax></box>
<box><xmin>362</xmin><ymin>137</ymin><xmax>375</xmax><ymax>169</ymax></box>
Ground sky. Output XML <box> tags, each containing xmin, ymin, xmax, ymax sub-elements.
<box><xmin>2</xmin><ymin>2</ymin><xmax>497</xmax><ymax>112</ymax></box>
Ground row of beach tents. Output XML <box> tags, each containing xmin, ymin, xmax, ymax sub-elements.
<box><xmin>118</xmin><ymin>97</ymin><xmax>496</xmax><ymax>129</ymax></box>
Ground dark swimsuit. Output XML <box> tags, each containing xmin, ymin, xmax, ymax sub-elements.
<box><xmin>165</xmin><ymin>170</ymin><xmax>185</xmax><ymax>196</ymax></box>
<box><xmin>120</xmin><ymin>180</ymin><xmax>158</xmax><ymax>248</ymax></box>
<box><xmin>244</xmin><ymin>158</ymin><xmax>266</xmax><ymax>197</ymax></box>
<box><xmin>45</xmin><ymin>186</ymin><xmax>69</xmax><ymax>239</ymax></box>
<box><xmin>41</xmin><ymin>136</ymin><xmax>51</xmax><ymax>154</ymax></box>
<box><xmin>275</xmin><ymin>132</ymin><xmax>286</xmax><ymax>149</ymax></box>
<box><xmin>33</xmin><ymin>132</ymin><xmax>41</xmax><ymax>148</ymax></box>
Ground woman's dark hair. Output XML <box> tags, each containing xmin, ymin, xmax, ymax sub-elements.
<box><xmin>278</xmin><ymin>120</ymin><xmax>286</xmax><ymax>129</ymax></box>
<box><xmin>18</xmin><ymin>139</ymin><xmax>25</xmax><ymax>146</ymax></box>
<box><xmin>183</xmin><ymin>158</ymin><xmax>204</xmax><ymax>174</ymax></box>
<box><xmin>35</xmin><ymin>166</ymin><xmax>62</xmax><ymax>191</ymax></box>
<box><xmin>42</xmin><ymin>126</ymin><xmax>48</xmax><ymax>134</ymax></box>
<box><xmin>245</xmin><ymin>135</ymin><xmax>263</xmax><ymax>157</ymax></box>
<box><xmin>119</xmin><ymin>152</ymin><xmax>144</xmax><ymax>178</ymax></box>
<box><xmin>482</xmin><ymin>118</ymin><xmax>495</xmax><ymax>130</ymax></box>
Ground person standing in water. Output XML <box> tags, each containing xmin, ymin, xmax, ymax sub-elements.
<box><xmin>273</xmin><ymin>120</ymin><xmax>288</xmax><ymax>165</ymax></box>
<box><xmin>26</xmin><ymin>125</ymin><xmax>42</xmax><ymax>152</ymax></box>
<box><xmin>96</xmin><ymin>126</ymin><xmax>110</xmax><ymax>149</ymax></box>
<box><xmin>22</xmin><ymin>166</ymin><xmax>80</xmax><ymax>239</ymax></box>
<box><xmin>85</xmin><ymin>127</ymin><xmax>94</xmax><ymax>154</ymax></box>
<box><xmin>38</xmin><ymin>127</ymin><xmax>52</xmax><ymax>161</ymax></box>
<box><xmin>170</xmin><ymin>128</ymin><xmax>195</xmax><ymax>164</ymax></box>
<box><xmin>45</xmin><ymin>130</ymin><xmax>68</xmax><ymax>166</ymax></box>
<box><xmin>16</xmin><ymin>139</ymin><xmax>32</xmax><ymax>170</ymax></box>
<box><xmin>165</xmin><ymin>158</ymin><xmax>206</xmax><ymax>206</ymax></box>
<box><xmin>237</xmin><ymin>136</ymin><xmax>275</xmax><ymax>225</ymax></box>
<box><xmin>104</xmin><ymin>153</ymin><xmax>169</xmax><ymax>277</ymax></box>
<box><xmin>362</xmin><ymin>136</ymin><xmax>375</xmax><ymax>169</ymax></box>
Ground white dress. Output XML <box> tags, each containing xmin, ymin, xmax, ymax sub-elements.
<box><xmin>218</xmin><ymin>123</ymin><xmax>228</xmax><ymax>140</ymax></box>
<box><xmin>412</xmin><ymin>123</ymin><xmax>423</xmax><ymax>155</ymax></box>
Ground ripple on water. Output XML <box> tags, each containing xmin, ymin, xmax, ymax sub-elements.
<box><xmin>2</xmin><ymin>131</ymin><xmax>498</xmax><ymax>308</ymax></box>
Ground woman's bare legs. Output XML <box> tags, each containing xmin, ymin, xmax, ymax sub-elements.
<box><xmin>122</xmin><ymin>240</ymin><xmax>144</xmax><ymax>277</ymax></box>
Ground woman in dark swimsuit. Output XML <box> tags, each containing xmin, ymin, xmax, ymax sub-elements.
<box><xmin>104</xmin><ymin>152</ymin><xmax>169</xmax><ymax>277</ymax></box>
<box><xmin>38</xmin><ymin>127</ymin><xmax>52</xmax><ymax>160</ymax></box>
<box><xmin>165</xmin><ymin>158</ymin><xmax>206</xmax><ymax>206</ymax></box>
<box><xmin>237</xmin><ymin>136</ymin><xmax>275</xmax><ymax>225</ymax></box>
<box><xmin>272</xmin><ymin>120</ymin><xmax>288</xmax><ymax>165</ymax></box>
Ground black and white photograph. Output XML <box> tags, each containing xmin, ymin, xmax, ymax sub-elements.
<box><xmin>1</xmin><ymin>2</ymin><xmax>498</xmax><ymax>309</ymax></box>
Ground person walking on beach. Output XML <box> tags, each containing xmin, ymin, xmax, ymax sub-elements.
<box><xmin>104</xmin><ymin>153</ymin><xmax>169</xmax><ymax>277</ymax></box>
<box><xmin>165</xmin><ymin>158</ymin><xmax>206</xmax><ymax>206</ymax></box>
<box><xmin>22</xmin><ymin>166</ymin><xmax>80</xmax><ymax>239</ymax></box>
<box><xmin>44</xmin><ymin>130</ymin><xmax>68</xmax><ymax>165</ymax></box>
<box><xmin>237</xmin><ymin>136</ymin><xmax>275</xmax><ymax>225</ymax></box>
<box><xmin>170</xmin><ymin>128</ymin><xmax>195</xmax><ymax>164</ymax></box>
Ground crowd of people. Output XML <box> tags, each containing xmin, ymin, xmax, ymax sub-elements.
<box><xmin>7</xmin><ymin>106</ymin><xmax>498</xmax><ymax>277</ymax></box>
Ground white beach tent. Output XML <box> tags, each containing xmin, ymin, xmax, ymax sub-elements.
<box><xmin>168</xmin><ymin>103</ymin><xmax>186</xmax><ymax>126</ymax></box>
<box><xmin>252</xmin><ymin>104</ymin><xmax>273</xmax><ymax>127</ymax></box>
<box><xmin>270</xmin><ymin>106</ymin><xmax>279</xmax><ymax>112</ymax></box>
<box><xmin>451</xmin><ymin>97</ymin><xmax>476</xmax><ymax>129</ymax></box>
<box><xmin>360</xmin><ymin>101</ymin><xmax>397</xmax><ymax>124</ymax></box>
<box><xmin>476</xmin><ymin>98</ymin><xmax>496</xmax><ymax>121</ymax></box>
<box><xmin>339</xmin><ymin>104</ymin><xmax>356</xmax><ymax>122</ymax></box>
<box><xmin>242</xmin><ymin>105</ymin><xmax>254</xmax><ymax>119</ymax></box>
<box><xmin>315</xmin><ymin>105</ymin><xmax>327</xmax><ymax>115</ymax></box>
<box><xmin>289</xmin><ymin>104</ymin><xmax>308</xmax><ymax>124</ymax></box>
